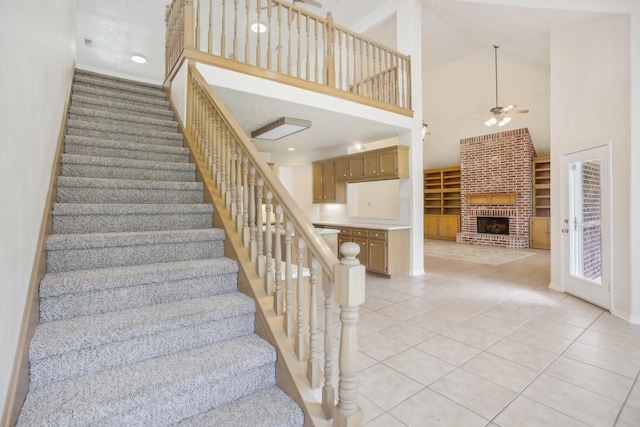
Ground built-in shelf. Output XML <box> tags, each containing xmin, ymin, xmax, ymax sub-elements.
<box><xmin>531</xmin><ymin>156</ymin><xmax>551</xmax><ymax>249</ymax></box>
<box><xmin>465</xmin><ymin>193</ymin><xmax>517</xmax><ymax>205</ymax></box>
<box><xmin>424</xmin><ymin>166</ymin><xmax>461</xmax><ymax>240</ymax></box>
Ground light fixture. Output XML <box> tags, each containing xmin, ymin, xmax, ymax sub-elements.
<box><xmin>131</xmin><ymin>54</ymin><xmax>146</xmax><ymax>64</ymax></box>
<box><xmin>251</xmin><ymin>117</ymin><xmax>311</xmax><ymax>140</ymax></box>
<box><xmin>288</xmin><ymin>147</ymin><xmax>295</xmax><ymax>151</ymax></box>
<box><xmin>422</xmin><ymin>122</ymin><xmax>428</xmax><ymax>140</ymax></box>
<box><xmin>250</xmin><ymin>22</ymin><xmax>267</xmax><ymax>33</ymax></box>
<box><xmin>484</xmin><ymin>45</ymin><xmax>528</xmax><ymax>127</ymax></box>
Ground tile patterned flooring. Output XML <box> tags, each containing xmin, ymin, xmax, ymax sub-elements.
<box><xmin>345</xmin><ymin>246</ymin><xmax>640</xmax><ymax>426</ymax></box>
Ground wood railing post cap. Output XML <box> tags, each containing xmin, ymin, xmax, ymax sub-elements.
<box><xmin>335</xmin><ymin>242</ymin><xmax>365</xmax><ymax>306</ymax></box>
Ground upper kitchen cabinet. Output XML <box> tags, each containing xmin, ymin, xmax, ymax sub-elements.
<box><xmin>312</xmin><ymin>160</ymin><xmax>346</xmax><ymax>203</ymax></box>
<box><xmin>361</xmin><ymin>146</ymin><xmax>409</xmax><ymax>181</ymax></box>
<box><xmin>335</xmin><ymin>155</ymin><xmax>363</xmax><ymax>182</ymax></box>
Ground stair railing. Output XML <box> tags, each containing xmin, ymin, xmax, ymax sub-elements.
<box><xmin>166</xmin><ymin>0</ymin><xmax>412</xmax><ymax>114</ymax></box>
<box><xmin>184</xmin><ymin>61</ymin><xmax>365</xmax><ymax>426</ymax></box>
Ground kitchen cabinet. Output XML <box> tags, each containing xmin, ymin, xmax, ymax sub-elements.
<box><xmin>362</xmin><ymin>146</ymin><xmax>409</xmax><ymax>180</ymax></box>
<box><xmin>318</xmin><ymin>224</ymin><xmax>409</xmax><ymax>278</ymax></box>
<box><xmin>312</xmin><ymin>160</ymin><xmax>345</xmax><ymax>203</ymax></box>
<box><xmin>335</xmin><ymin>156</ymin><xmax>363</xmax><ymax>182</ymax></box>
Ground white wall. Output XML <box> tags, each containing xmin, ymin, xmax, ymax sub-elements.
<box><xmin>0</xmin><ymin>0</ymin><xmax>76</xmax><ymax>415</ymax></box>
<box><xmin>423</xmin><ymin>51</ymin><xmax>550</xmax><ymax>169</ymax></box>
<box><xmin>550</xmin><ymin>15</ymin><xmax>632</xmax><ymax>318</ymax></box>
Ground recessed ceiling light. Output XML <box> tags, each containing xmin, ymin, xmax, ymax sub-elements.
<box><xmin>131</xmin><ymin>54</ymin><xmax>146</xmax><ymax>64</ymax></box>
<box><xmin>250</xmin><ymin>22</ymin><xmax>267</xmax><ymax>33</ymax></box>
<box><xmin>288</xmin><ymin>147</ymin><xmax>295</xmax><ymax>151</ymax></box>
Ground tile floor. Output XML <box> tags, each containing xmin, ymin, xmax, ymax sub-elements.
<box><xmin>343</xmin><ymin>246</ymin><xmax>640</xmax><ymax>426</ymax></box>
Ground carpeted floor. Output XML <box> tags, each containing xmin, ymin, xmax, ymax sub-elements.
<box><xmin>424</xmin><ymin>239</ymin><xmax>536</xmax><ymax>265</ymax></box>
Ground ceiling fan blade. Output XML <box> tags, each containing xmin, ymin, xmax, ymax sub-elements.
<box><xmin>507</xmin><ymin>109</ymin><xmax>529</xmax><ymax>114</ymax></box>
<box><xmin>502</xmin><ymin>104</ymin><xmax>516</xmax><ymax>112</ymax></box>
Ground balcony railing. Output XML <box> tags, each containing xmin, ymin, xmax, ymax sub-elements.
<box><xmin>166</xmin><ymin>0</ymin><xmax>412</xmax><ymax>114</ymax></box>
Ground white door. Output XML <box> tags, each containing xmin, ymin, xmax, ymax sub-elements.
<box><xmin>562</xmin><ymin>145</ymin><xmax>611</xmax><ymax>309</ymax></box>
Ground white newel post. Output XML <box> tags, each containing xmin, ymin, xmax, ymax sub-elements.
<box><xmin>334</xmin><ymin>242</ymin><xmax>365</xmax><ymax>427</ymax></box>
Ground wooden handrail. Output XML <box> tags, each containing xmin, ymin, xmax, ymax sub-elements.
<box><xmin>188</xmin><ymin>63</ymin><xmax>339</xmax><ymax>279</ymax></box>
<box><xmin>166</xmin><ymin>0</ymin><xmax>412</xmax><ymax>113</ymax></box>
<box><xmin>182</xmin><ymin>61</ymin><xmax>365</xmax><ymax>425</ymax></box>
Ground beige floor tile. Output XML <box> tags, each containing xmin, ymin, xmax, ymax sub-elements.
<box><xmin>359</xmin><ymin>394</ymin><xmax>385</xmax><ymax>424</ymax></box>
<box><xmin>626</xmin><ymin>381</ymin><xmax>640</xmax><ymax>410</ymax></box>
<box><xmin>523</xmin><ymin>374</ymin><xmax>621</xmax><ymax>426</ymax></box>
<box><xmin>366</xmin><ymin>288</ymin><xmax>413</xmax><ymax>304</ymax></box>
<box><xmin>616</xmin><ymin>404</ymin><xmax>640</xmax><ymax>427</ymax></box>
<box><xmin>379</xmin><ymin>322</ymin><xmax>435</xmax><ymax>346</ymax></box>
<box><xmin>462</xmin><ymin>352</ymin><xmax>538</xmax><ymax>392</ymax></box>
<box><xmin>362</xmin><ymin>295</ymin><xmax>395</xmax><ymax>311</ymax></box>
<box><xmin>544</xmin><ymin>356</ymin><xmax>634</xmax><ymax>403</ymax></box>
<box><xmin>359</xmin><ymin>311</ymin><xmax>402</xmax><ymax>332</ymax></box>
<box><xmin>537</xmin><ymin>308</ymin><xmax>596</xmax><ymax>329</ymax></box>
<box><xmin>506</xmin><ymin>325</ymin><xmax>573</xmax><ymax>353</ymax></box>
<box><xmin>551</xmin><ymin>296</ymin><xmax>605</xmax><ymax>318</ymax></box>
<box><xmin>384</xmin><ymin>348</ymin><xmax>456</xmax><ymax>386</ymax></box>
<box><xmin>493</xmin><ymin>396</ymin><xmax>589</xmax><ymax>427</ymax></box>
<box><xmin>415</xmin><ymin>335</ymin><xmax>481</xmax><ymax>366</ymax></box>
<box><xmin>406</xmin><ymin>312</ymin><xmax>459</xmax><ymax>334</ymax></box>
<box><xmin>486</xmin><ymin>338</ymin><xmax>557</xmax><ymax>371</ymax></box>
<box><xmin>426</xmin><ymin>305</ymin><xmax>479</xmax><ymax>323</ymax></box>
<box><xmin>364</xmin><ymin>413</ymin><xmax>406</xmax><ymax>427</ymax></box>
<box><xmin>359</xmin><ymin>332</ymin><xmax>410</xmax><ymax>361</ymax></box>
<box><xmin>398</xmin><ymin>296</ymin><xmax>447</xmax><ymax>312</ymax></box>
<box><xmin>462</xmin><ymin>314</ymin><xmax>519</xmax><ymax>336</ymax></box>
<box><xmin>429</xmin><ymin>369</ymin><xmax>516</xmax><ymax>419</ymax></box>
<box><xmin>578</xmin><ymin>330</ymin><xmax>640</xmax><ymax>360</ymax></box>
<box><xmin>377</xmin><ymin>303</ymin><xmax>424</xmax><ymax>321</ymax></box>
<box><xmin>359</xmin><ymin>363</ymin><xmax>423</xmax><ymax>411</ymax></box>
<box><xmin>589</xmin><ymin>313</ymin><xmax>640</xmax><ymax>343</ymax></box>
<box><xmin>442</xmin><ymin>324</ymin><xmax>503</xmax><ymax>350</ymax></box>
<box><xmin>482</xmin><ymin>306</ymin><xmax>537</xmax><ymax>325</ymax></box>
<box><xmin>523</xmin><ymin>316</ymin><xmax>585</xmax><ymax>340</ymax></box>
<box><xmin>563</xmin><ymin>341</ymin><xmax>640</xmax><ymax>379</ymax></box>
<box><xmin>389</xmin><ymin>388</ymin><xmax>488</xmax><ymax>427</ymax></box>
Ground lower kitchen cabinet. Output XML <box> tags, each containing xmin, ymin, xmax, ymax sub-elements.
<box><xmin>320</xmin><ymin>224</ymin><xmax>409</xmax><ymax>278</ymax></box>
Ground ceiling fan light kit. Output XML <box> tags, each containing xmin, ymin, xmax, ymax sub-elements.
<box><xmin>484</xmin><ymin>45</ymin><xmax>528</xmax><ymax>127</ymax></box>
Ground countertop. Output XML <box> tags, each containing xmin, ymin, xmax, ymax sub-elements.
<box><xmin>311</xmin><ymin>220</ymin><xmax>411</xmax><ymax>231</ymax></box>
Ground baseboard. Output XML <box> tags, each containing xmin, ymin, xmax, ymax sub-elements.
<box><xmin>1</xmin><ymin>67</ymin><xmax>74</xmax><ymax>427</ymax></box>
<box><xmin>611</xmin><ymin>308</ymin><xmax>640</xmax><ymax>325</ymax></box>
<box><xmin>548</xmin><ymin>281</ymin><xmax>562</xmax><ymax>292</ymax></box>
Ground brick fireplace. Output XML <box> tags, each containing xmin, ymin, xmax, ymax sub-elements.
<box><xmin>457</xmin><ymin>128</ymin><xmax>536</xmax><ymax>248</ymax></box>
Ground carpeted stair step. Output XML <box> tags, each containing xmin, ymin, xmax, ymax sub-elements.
<box><xmin>52</xmin><ymin>203</ymin><xmax>213</xmax><ymax>234</ymax></box>
<box><xmin>46</xmin><ymin>228</ymin><xmax>225</xmax><ymax>273</ymax></box>
<box><xmin>30</xmin><ymin>292</ymin><xmax>255</xmax><ymax>388</ymax></box>
<box><xmin>67</xmin><ymin>119</ymin><xmax>184</xmax><ymax>146</ymax></box>
<box><xmin>56</xmin><ymin>176</ymin><xmax>203</xmax><ymax>204</ymax></box>
<box><xmin>71</xmin><ymin>94</ymin><xmax>175</xmax><ymax>121</ymax></box>
<box><xmin>72</xmin><ymin>84</ymin><xmax>170</xmax><ymax>109</ymax></box>
<box><xmin>75</xmin><ymin>68</ymin><xmax>163</xmax><ymax>91</ymax></box>
<box><xmin>60</xmin><ymin>153</ymin><xmax>195</xmax><ymax>182</ymax></box>
<box><xmin>69</xmin><ymin>106</ymin><xmax>178</xmax><ymax>132</ymax></box>
<box><xmin>73</xmin><ymin>74</ymin><xmax>167</xmax><ymax>100</ymax></box>
<box><xmin>17</xmin><ymin>335</ymin><xmax>276</xmax><ymax>426</ymax></box>
<box><xmin>177</xmin><ymin>386</ymin><xmax>304</xmax><ymax>427</ymax></box>
<box><xmin>39</xmin><ymin>258</ymin><xmax>239</xmax><ymax>322</ymax></box>
<box><xmin>64</xmin><ymin>135</ymin><xmax>189</xmax><ymax>163</ymax></box>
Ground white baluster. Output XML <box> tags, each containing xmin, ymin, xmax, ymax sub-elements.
<box><xmin>322</xmin><ymin>275</ymin><xmax>335</xmax><ymax>419</ymax></box>
<box><xmin>256</xmin><ymin>177</ymin><xmax>265</xmax><ymax>278</ymax></box>
<box><xmin>235</xmin><ymin>149</ymin><xmax>243</xmax><ymax>232</ymax></box>
<box><xmin>264</xmin><ymin>190</ymin><xmax>273</xmax><ymax>295</ymax></box>
<box><xmin>307</xmin><ymin>255</ymin><xmax>321</xmax><ymax>388</ymax></box>
<box><xmin>273</xmin><ymin>204</ymin><xmax>283</xmax><ymax>315</ymax></box>
<box><xmin>249</xmin><ymin>166</ymin><xmax>257</xmax><ymax>261</ymax></box>
<box><xmin>284</xmin><ymin>219</ymin><xmax>294</xmax><ymax>337</ymax></box>
<box><xmin>295</xmin><ymin>237</ymin><xmax>307</xmax><ymax>362</ymax></box>
<box><xmin>242</xmin><ymin>155</ymin><xmax>250</xmax><ymax>247</ymax></box>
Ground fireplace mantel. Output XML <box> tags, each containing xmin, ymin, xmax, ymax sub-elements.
<box><xmin>465</xmin><ymin>193</ymin><xmax>517</xmax><ymax>205</ymax></box>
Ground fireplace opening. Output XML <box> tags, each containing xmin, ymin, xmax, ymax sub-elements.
<box><xmin>477</xmin><ymin>217</ymin><xmax>509</xmax><ymax>235</ymax></box>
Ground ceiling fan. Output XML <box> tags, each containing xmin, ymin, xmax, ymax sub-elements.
<box><xmin>485</xmin><ymin>45</ymin><xmax>528</xmax><ymax>127</ymax></box>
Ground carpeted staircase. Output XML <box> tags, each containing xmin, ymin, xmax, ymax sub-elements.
<box><xmin>17</xmin><ymin>69</ymin><xmax>304</xmax><ymax>426</ymax></box>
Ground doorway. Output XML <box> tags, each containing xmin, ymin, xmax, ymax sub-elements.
<box><xmin>562</xmin><ymin>145</ymin><xmax>611</xmax><ymax>309</ymax></box>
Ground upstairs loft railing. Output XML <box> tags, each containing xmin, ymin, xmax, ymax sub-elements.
<box><xmin>181</xmin><ymin>61</ymin><xmax>365</xmax><ymax>426</ymax></box>
<box><xmin>166</xmin><ymin>0</ymin><xmax>412</xmax><ymax>114</ymax></box>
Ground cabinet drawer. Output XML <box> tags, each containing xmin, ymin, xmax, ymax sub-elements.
<box><xmin>352</xmin><ymin>228</ymin><xmax>368</xmax><ymax>238</ymax></box>
<box><xmin>336</xmin><ymin>227</ymin><xmax>352</xmax><ymax>236</ymax></box>
<box><xmin>368</xmin><ymin>230</ymin><xmax>387</xmax><ymax>240</ymax></box>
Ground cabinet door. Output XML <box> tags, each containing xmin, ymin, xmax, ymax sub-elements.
<box><xmin>362</xmin><ymin>152</ymin><xmax>379</xmax><ymax>178</ymax></box>
<box><xmin>530</xmin><ymin>217</ymin><xmax>550</xmax><ymax>249</ymax></box>
<box><xmin>378</xmin><ymin>149</ymin><xmax>397</xmax><ymax>178</ymax></box>
<box><xmin>348</xmin><ymin>156</ymin><xmax>363</xmax><ymax>180</ymax></box>
<box><xmin>335</xmin><ymin>157</ymin><xmax>350</xmax><ymax>182</ymax></box>
<box><xmin>368</xmin><ymin>239</ymin><xmax>387</xmax><ymax>274</ymax></box>
<box><xmin>352</xmin><ymin>237</ymin><xmax>368</xmax><ymax>267</ymax></box>
<box><xmin>312</xmin><ymin>162</ymin><xmax>324</xmax><ymax>202</ymax></box>
<box><xmin>424</xmin><ymin>215</ymin><xmax>439</xmax><ymax>238</ymax></box>
<box><xmin>322</xmin><ymin>161</ymin><xmax>336</xmax><ymax>201</ymax></box>
<box><xmin>439</xmin><ymin>215</ymin><xmax>459</xmax><ymax>240</ymax></box>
